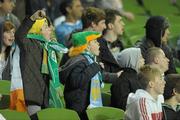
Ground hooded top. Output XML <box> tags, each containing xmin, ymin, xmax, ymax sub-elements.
<box><xmin>145</xmin><ymin>16</ymin><xmax>169</xmax><ymax>47</ymax></box>
<box><xmin>125</xmin><ymin>89</ymin><xmax>164</xmax><ymax>120</ymax></box>
<box><xmin>116</xmin><ymin>48</ymin><xmax>142</xmax><ymax>72</ymax></box>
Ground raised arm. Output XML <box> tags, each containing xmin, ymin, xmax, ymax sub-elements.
<box><xmin>15</xmin><ymin>10</ymin><xmax>46</xmax><ymax>46</ymax></box>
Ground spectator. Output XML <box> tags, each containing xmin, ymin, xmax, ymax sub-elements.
<box><xmin>55</xmin><ymin>0</ymin><xmax>83</xmax><ymax>46</ymax></box>
<box><xmin>125</xmin><ymin>65</ymin><xmax>165</xmax><ymax>120</ymax></box>
<box><xmin>0</xmin><ymin>0</ymin><xmax>20</xmax><ymax>28</ymax></box>
<box><xmin>111</xmin><ymin>47</ymin><xmax>144</xmax><ymax>110</ymax></box>
<box><xmin>82</xmin><ymin>7</ymin><xmax>106</xmax><ymax>33</ymax></box>
<box><xmin>163</xmin><ymin>74</ymin><xmax>180</xmax><ymax>120</ymax></box>
<box><xmin>60</xmin><ymin>31</ymin><xmax>102</xmax><ymax>120</ymax></box>
<box><xmin>15</xmin><ymin>10</ymin><xmax>67</xmax><ymax>119</ymax></box>
<box><xmin>98</xmin><ymin>9</ymin><xmax>124</xmax><ymax>72</ymax></box>
<box><xmin>146</xmin><ymin>47</ymin><xmax>169</xmax><ymax>75</ymax></box>
<box><xmin>136</xmin><ymin>16</ymin><xmax>176</xmax><ymax>74</ymax></box>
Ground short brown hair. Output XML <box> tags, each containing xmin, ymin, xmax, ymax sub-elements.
<box><xmin>138</xmin><ymin>65</ymin><xmax>161</xmax><ymax>89</ymax></box>
<box><xmin>3</xmin><ymin>21</ymin><xmax>15</xmax><ymax>32</ymax></box>
<box><xmin>82</xmin><ymin>7</ymin><xmax>105</xmax><ymax>29</ymax></box>
<box><xmin>164</xmin><ymin>74</ymin><xmax>180</xmax><ymax>100</ymax></box>
<box><xmin>146</xmin><ymin>47</ymin><xmax>162</xmax><ymax>64</ymax></box>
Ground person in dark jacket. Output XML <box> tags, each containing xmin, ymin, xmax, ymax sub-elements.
<box><xmin>163</xmin><ymin>74</ymin><xmax>180</xmax><ymax>120</ymax></box>
<box><xmin>98</xmin><ymin>9</ymin><xmax>124</xmax><ymax>73</ymax></box>
<box><xmin>15</xmin><ymin>10</ymin><xmax>67</xmax><ymax>120</ymax></box>
<box><xmin>111</xmin><ymin>47</ymin><xmax>145</xmax><ymax>110</ymax></box>
<box><xmin>136</xmin><ymin>16</ymin><xmax>176</xmax><ymax>75</ymax></box>
<box><xmin>60</xmin><ymin>31</ymin><xmax>103</xmax><ymax>120</ymax></box>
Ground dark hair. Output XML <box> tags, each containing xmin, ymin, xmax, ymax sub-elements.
<box><xmin>103</xmin><ymin>9</ymin><xmax>121</xmax><ymax>34</ymax></box>
<box><xmin>164</xmin><ymin>74</ymin><xmax>180</xmax><ymax>100</ymax></box>
<box><xmin>145</xmin><ymin>16</ymin><xmax>169</xmax><ymax>47</ymax></box>
<box><xmin>81</xmin><ymin>7</ymin><xmax>105</xmax><ymax>29</ymax></box>
<box><xmin>0</xmin><ymin>21</ymin><xmax>15</xmax><ymax>60</ymax></box>
<box><xmin>105</xmin><ymin>9</ymin><xmax>121</xmax><ymax>26</ymax></box>
<box><xmin>59</xmin><ymin>0</ymin><xmax>74</xmax><ymax>16</ymax></box>
<box><xmin>138</xmin><ymin>65</ymin><xmax>161</xmax><ymax>90</ymax></box>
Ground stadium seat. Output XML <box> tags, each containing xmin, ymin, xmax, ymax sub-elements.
<box><xmin>102</xmin><ymin>92</ymin><xmax>111</xmax><ymax>106</ymax></box>
<box><xmin>0</xmin><ymin>109</ymin><xmax>30</xmax><ymax>120</ymax></box>
<box><xmin>0</xmin><ymin>80</ymin><xmax>11</xmax><ymax>95</ymax></box>
<box><xmin>37</xmin><ymin>108</ymin><xmax>80</xmax><ymax>120</ymax></box>
<box><xmin>0</xmin><ymin>80</ymin><xmax>11</xmax><ymax>109</ymax></box>
<box><xmin>86</xmin><ymin>107</ymin><xmax>125</xmax><ymax>120</ymax></box>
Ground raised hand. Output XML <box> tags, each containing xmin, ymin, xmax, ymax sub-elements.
<box><xmin>30</xmin><ymin>10</ymin><xmax>46</xmax><ymax>21</ymax></box>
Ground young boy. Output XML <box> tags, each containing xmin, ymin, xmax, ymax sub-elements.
<box><xmin>60</xmin><ymin>31</ymin><xmax>102</xmax><ymax>120</ymax></box>
<box><xmin>125</xmin><ymin>65</ymin><xmax>166</xmax><ymax>120</ymax></box>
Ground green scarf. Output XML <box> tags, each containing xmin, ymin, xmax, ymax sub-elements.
<box><xmin>26</xmin><ymin>34</ymin><xmax>68</xmax><ymax>108</ymax></box>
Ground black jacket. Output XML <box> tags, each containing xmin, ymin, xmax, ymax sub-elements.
<box><xmin>98</xmin><ymin>38</ymin><xmax>121</xmax><ymax>73</ymax></box>
<box><xmin>60</xmin><ymin>55</ymin><xmax>101</xmax><ymax>120</ymax></box>
<box><xmin>162</xmin><ymin>104</ymin><xmax>180</xmax><ymax>120</ymax></box>
<box><xmin>111</xmin><ymin>68</ymin><xmax>142</xmax><ymax>110</ymax></box>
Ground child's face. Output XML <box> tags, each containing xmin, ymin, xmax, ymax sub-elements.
<box><xmin>3</xmin><ymin>28</ymin><xmax>15</xmax><ymax>47</ymax></box>
<box><xmin>41</xmin><ymin>22</ymin><xmax>52</xmax><ymax>40</ymax></box>
<box><xmin>0</xmin><ymin>0</ymin><xmax>15</xmax><ymax>14</ymax></box>
<box><xmin>88</xmin><ymin>39</ymin><xmax>100</xmax><ymax>56</ymax></box>
<box><xmin>152</xmin><ymin>75</ymin><xmax>166</xmax><ymax>95</ymax></box>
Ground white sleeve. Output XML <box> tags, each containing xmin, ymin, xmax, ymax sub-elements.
<box><xmin>138</xmin><ymin>98</ymin><xmax>152</xmax><ymax>120</ymax></box>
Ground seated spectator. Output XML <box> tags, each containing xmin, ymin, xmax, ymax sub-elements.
<box><xmin>60</xmin><ymin>31</ymin><xmax>102</xmax><ymax>120</ymax></box>
<box><xmin>125</xmin><ymin>65</ymin><xmax>165</xmax><ymax>120</ymax></box>
<box><xmin>111</xmin><ymin>47</ymin><xmax>144</xmax><ymax>110</ymax></box>
<box><xmin>55</xmin><ymin>0</ymin><xmax>83</xmax><ymax>46</ymax></box>
<box><xmin>163</xmin><ymin>74</ymin><xmax>180</xmax><ymax>120</ymax></box>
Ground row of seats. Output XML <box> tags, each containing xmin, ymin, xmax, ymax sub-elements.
<box><xmin>0</xmin><ymin>106</ymin><xmax>124</xmax><ymax>120</ymax></box>
<box><xmin>0</xmin><ymin>80</ymin><xmax>124</xmax><ymax>120</ymax></box>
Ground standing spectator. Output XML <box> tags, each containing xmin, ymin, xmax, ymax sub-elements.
<box><xmin>111</xmin><ymin>47</ymin><xmax>144</xmax><ymax>110</ymax></box>
<box><xmin>55</xmin><ymin>0</ymin><xmax>83</xmax><ymax>46</ymax></box>
<box><xmin>163</xmin><ymin>74</ymin><xmax>180</xmax><ymax>120</ymax></box>
<box><xmin>146</xmin><ymin>47</ymin><xmax>170</xmax><ymax>75</ymax></box>
<box><xmin>82</xmin><ymin>7</ymin><xmax>106</xmax><ymax>33</ymax></box>
<box><xmin>0</xmin><ymin>0</ymin><xmax>20</xmax><ymax>28</ymax></box>
<box><xmin>15</xmin><ymin>10</ymin><xmax>67</xmax><ymax>119</ymax></box>
<box><xmin>136</xmin><ymin>16</ymin><xmax>176</xmax><ymax>74</ymax></box>
<box><xmin>60</xmin><ymin>31</ymin><xmax>102</xmax><ymax>120</ymax></box>
<box><xmin>125</xmin><ymin>65</ymin><xmax>166</xmax><ymax>120</ymax></box>
<box><xmin>98</xmin><ymin>9</ymin><xmax>124</xmax><ymax>73</ymax></box>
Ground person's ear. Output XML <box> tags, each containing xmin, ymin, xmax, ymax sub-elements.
<box><xmin>66</xmin><ymin>6</ymin><xmax>72</xmax><ymax>13</ymax></box>
<box><xmin>149</xmin><ymin>81</ymin><xmax>154</xmax><ymax>88</ymax></box>
<box><xmin>91</xmin><ymin>22</ymin><xmax>97</xmax><ymax>28</ymax></box>
<box><xmin>107</xmin><ymin>23</ymin><xmax>113</xmax><ymax>29</ymax></box>
<box><xmin>173</xmin><ymin>88</ymin><xmax>178</xmax><ymax>95</ymax></box>
<box><xmin>154</xmin><ymin>57</ymin><xmax>159</xmax><ymax>64</ymax></box>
